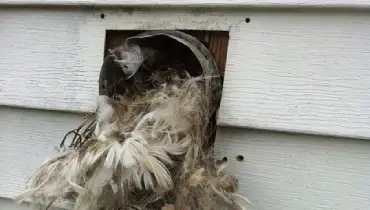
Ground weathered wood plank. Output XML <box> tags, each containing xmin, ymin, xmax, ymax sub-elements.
<box><xmin>0</xmin><ymin>107</ymin><xmax>84</xmax><ymax>199</ymax></box>
<box><xmin>214</xmin><ymin>127</ymin><xmax>370</xmax><ymax>210</ymax></box>
<box><xmin>0</xmin><ymin>8</ymin><xmax>235</xmax><ymax>113</ymax></box>
<box><xmin>2</xmin><ymin>0</ymin><xmax>370</xmax><ymax>9</ymax></box>
<box><xmin>217</xmin><ymin>12</ymin><xmax>370</xmax><ymax>139</ymax></box>
<box><xmin>1</xmin><ymin>8</ymin><xmax>370</xmax><ymax>139</ymax></box>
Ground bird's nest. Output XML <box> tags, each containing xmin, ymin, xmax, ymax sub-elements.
<box><xmin>16</xmin><ymin>31</ymin><xmax>249</xmax><ymax>210</ymax></box>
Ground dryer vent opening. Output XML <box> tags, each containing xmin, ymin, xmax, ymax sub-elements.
<box><xmin>104</xmin><ymin>30</ymin><xmax>229</xmax><ymax>73</ymax></box>
<box><xmin>101</xmin><ymin>30</ymin><xmax>230</xmax><ymax>147</ymax></box>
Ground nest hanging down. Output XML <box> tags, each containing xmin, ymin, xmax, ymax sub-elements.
<box><xmin>16</xmin><ymin>30</ymin><xmax>249</xmax><ymax>210</ymax></box>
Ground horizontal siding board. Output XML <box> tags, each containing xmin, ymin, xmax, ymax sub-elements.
<box><xmin>1</xmin><ymin>107</ymin><xmax>370</xmax><ymax>210</ymax></box>
<box><xmin>2</xmin><ymin>0</ymin><xmax>370</xmax><ymax>9</ymax></box>
<box><xmin>0</xmin><ymin>9</ymin><xmax>103</xmax><ymax>113</ymax></box>
<box><xmin>217</xmin><ymin>12</ymin><xmax>370</xmax><ymax>139</ymax></box>
<box><xmin>0</xmin><ymin>107</ymin><xmax>84</xmax><ymax>199</ymax></box>
<box><xmin>1</xmin><ymin>8</ymin><xmax>370</xmax><ymax>138</ymax></box>
<box><xmin>214</xmin><ymin>127</ymin><xmax>370</xmax><ymax>210</ymax></box>
<box><xmin>0</xmin><ymin>8</ymin><xmax>236</xmax><ymax>113</ymax></box>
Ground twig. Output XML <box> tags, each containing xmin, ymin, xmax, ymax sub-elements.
<box><xmin>45</xmin><ymin>197</ymin><xmax>57</xmax><ymax>210</ymax></box>
<box><xmin>59</xmin><ymin>115</ymin><xmax>96</xmax><ymax>149</ymax></box>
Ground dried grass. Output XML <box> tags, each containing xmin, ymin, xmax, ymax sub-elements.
<box><xmin>16</xmin><ymin>61</ymin><xmax>249</xmax><ymax>210</ymax></box>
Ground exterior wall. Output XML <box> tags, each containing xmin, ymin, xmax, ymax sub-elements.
<box><xmin>1</xmin><ymin>8</ymin><xmax>370</xmax><ymax>139</ymax></box>
<box><xmin>1</xmin><ymin>6</ymin><xmax>369</xmax><ymax>210</ymax></box>
<box><xmin>2</xmin><ymin>0</ymin><xmax>370</xmax><ymax>8</ymax></box>
<box><xmin>214</xmin><ymin>128</ymin><xmax>370</xmax><ymax>210</ymax></box>
<box><xmin>1</xmin><ymin>107</ymin><xmax>370</xmax><ymax>210</ymax></box>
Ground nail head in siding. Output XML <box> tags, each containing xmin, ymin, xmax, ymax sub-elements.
<box><xmin>236</xmin><ymin>155</ymin><xmax>244</xmax><ymax>162</ymax></box>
